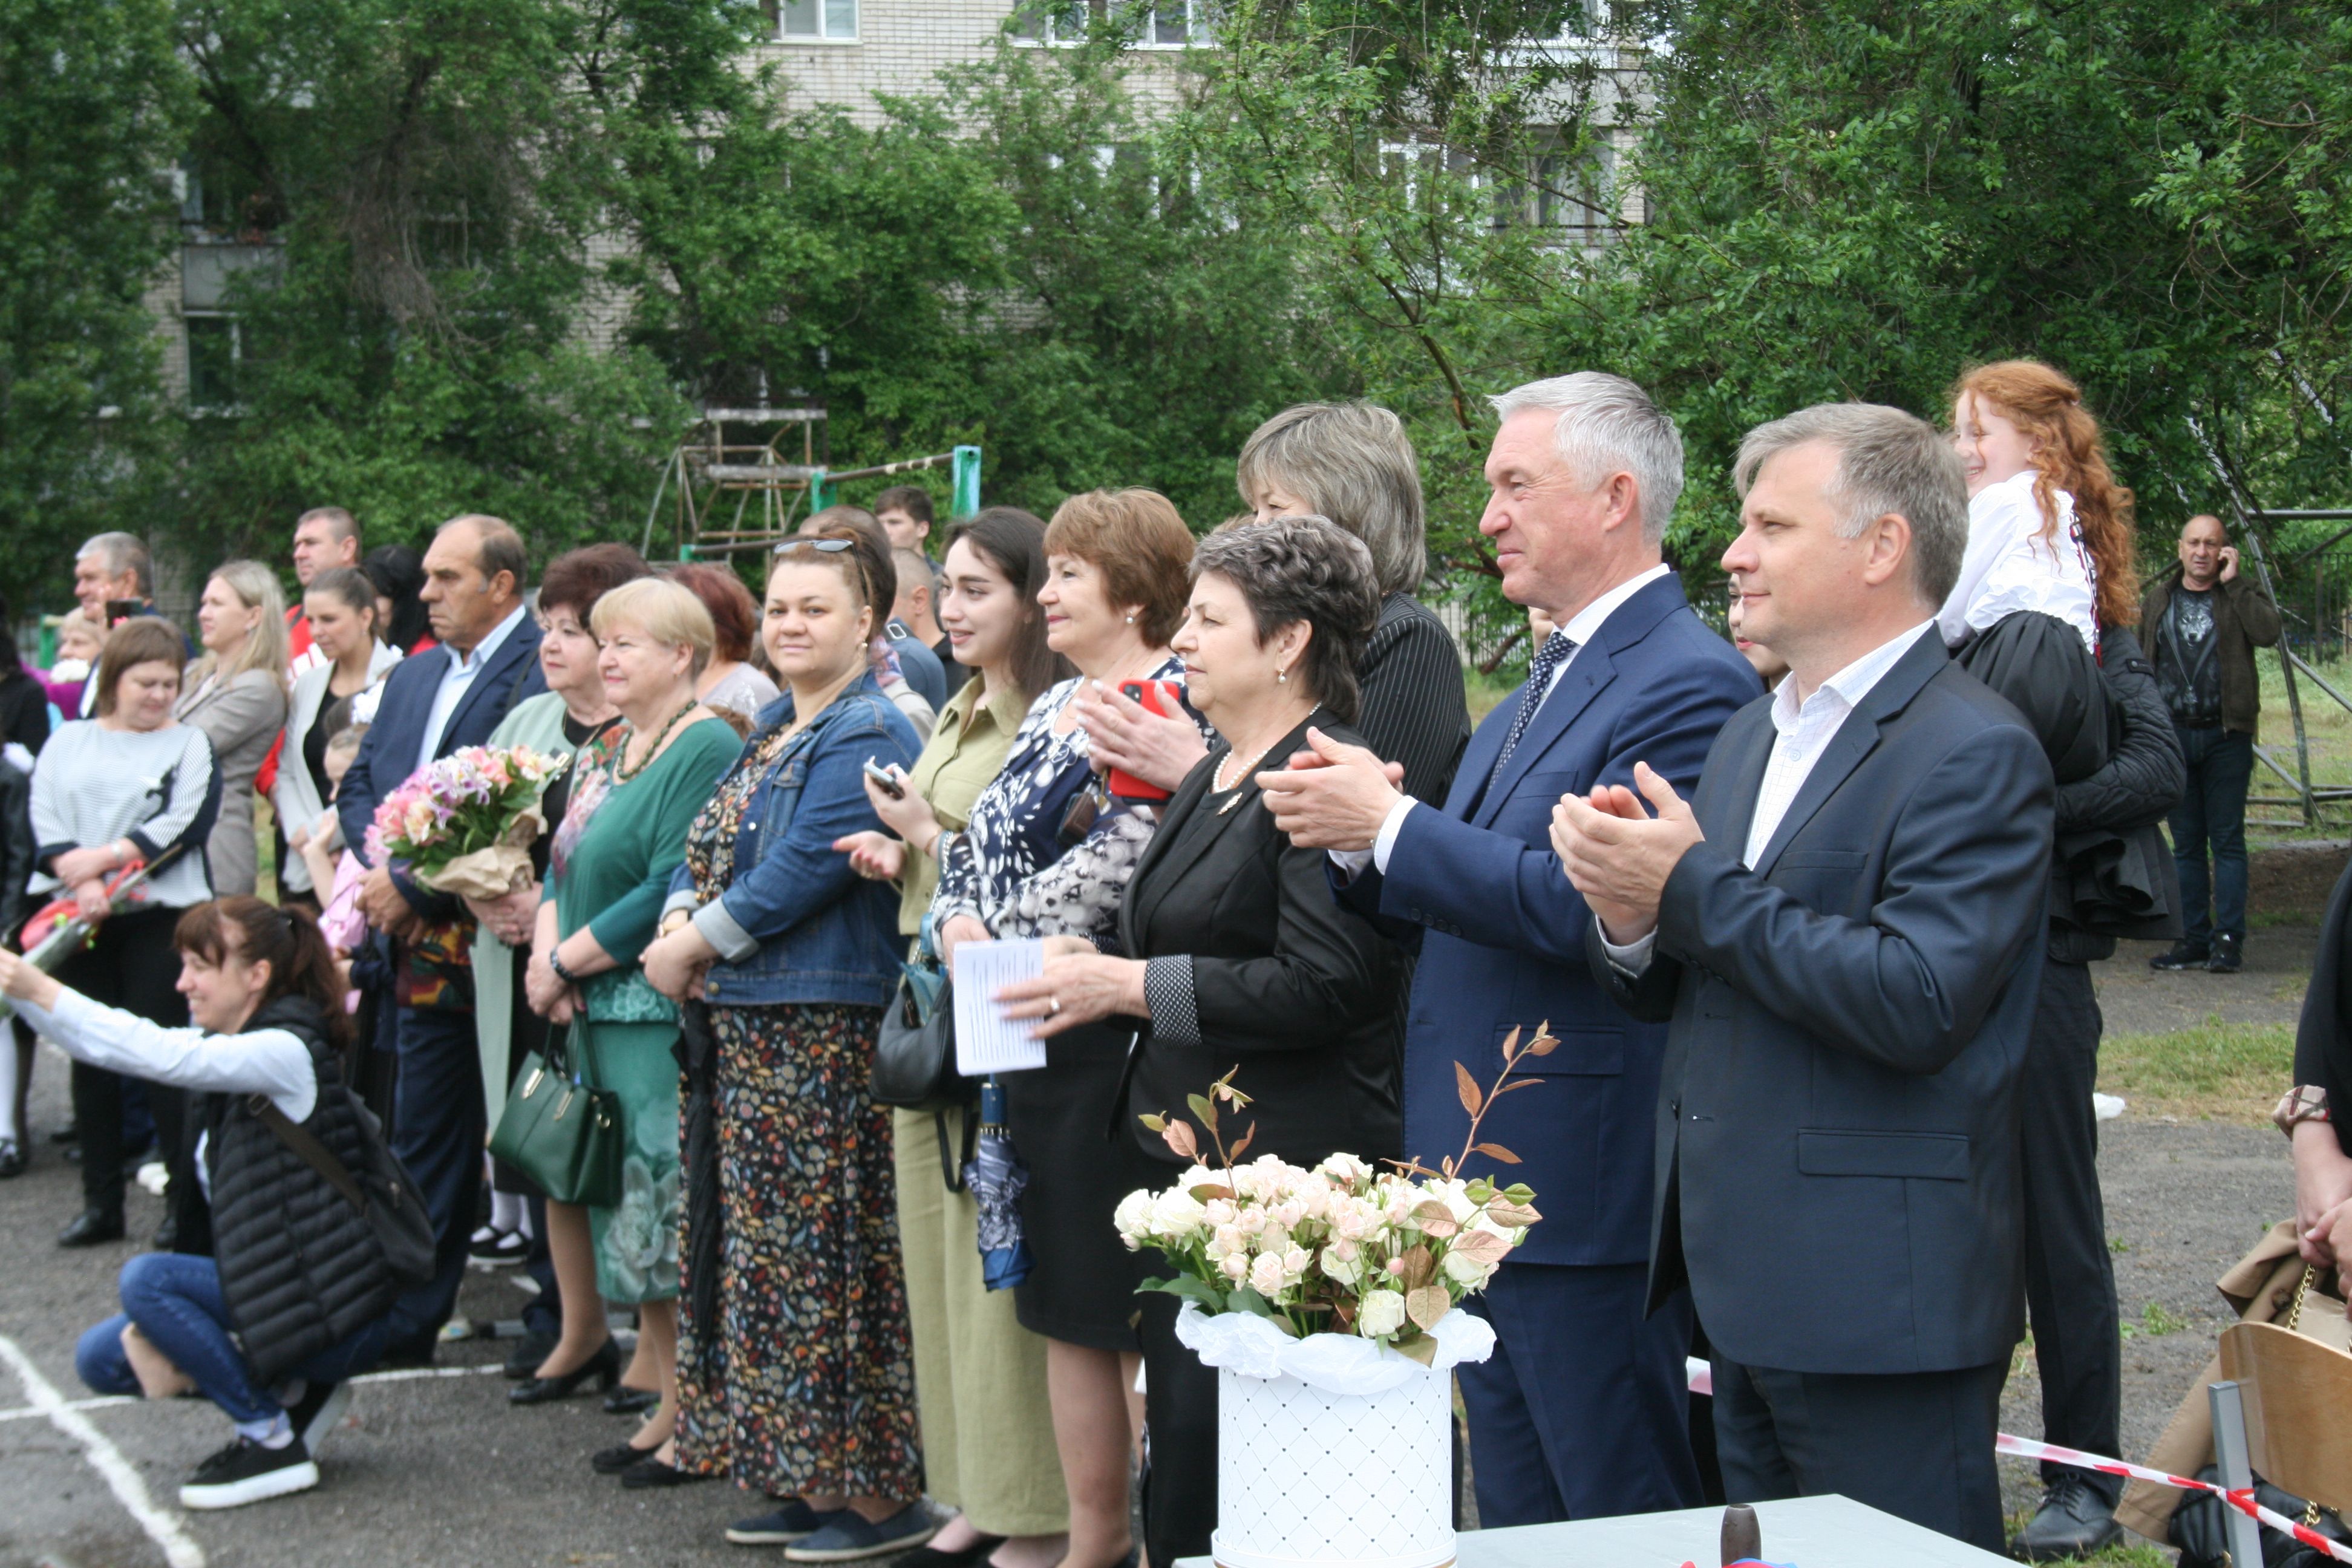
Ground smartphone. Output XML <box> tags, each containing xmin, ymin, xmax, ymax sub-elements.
<box><xmin>863</xmin><ymin>758</ymin><xmax>906</xmax><ymax>800</ymax></box>
<box><xmin>1106</xmin><ymin>679</ymin><xmax>1179</xmax><ymax>802</ymax></box>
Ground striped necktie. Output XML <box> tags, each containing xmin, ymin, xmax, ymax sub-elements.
<box><xmin>1488</xmin><ymin>631</ymin><xmax>1577</xmax><ymax>786</ymax></box>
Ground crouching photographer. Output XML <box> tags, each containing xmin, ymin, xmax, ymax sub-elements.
<box><xmin>0</xmin><ymin>897</ymin><xmax>427</xmax><ymax>1511</ymax></box>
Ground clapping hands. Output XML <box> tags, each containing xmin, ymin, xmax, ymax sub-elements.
<box><xmin>1548</xmin><ymin>763</ymin><xmax>1705</xmax><ymax>943</ymax></box>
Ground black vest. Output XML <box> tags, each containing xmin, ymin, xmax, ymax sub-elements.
<box><xmin>204</xmin><ymin>996</ymin><xmax>398</xmax><ymax>1382</ymax></box>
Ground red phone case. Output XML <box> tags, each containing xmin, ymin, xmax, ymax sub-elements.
<box><xmin>1105</xmin><ymin>680</ymin><xmax>1177</xmax><ymax>802</ymax></box>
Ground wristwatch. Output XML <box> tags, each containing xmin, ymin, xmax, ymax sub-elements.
<box><xmin>2274</xmin><ymin>1084</ymin><xmax>2331</xmax><ymax>1136</ymax></box>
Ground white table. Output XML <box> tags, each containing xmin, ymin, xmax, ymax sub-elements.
<box><xmin>1180</xmin><ymin>1494</ymin><xmax>2014</xmax><ymax>1568</ymax></box>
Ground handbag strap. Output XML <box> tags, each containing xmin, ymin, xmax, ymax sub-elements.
<box><xmin>935</xmin><ymin>1104</ymin><xmax>980</xmax><ymax>1195</ymax></box>
<box><xmin>569</xmin><ymin>1013</ymin><xmax>602</xmax><ymax>1085</ymax></box>
<box><xmin>249</xmin><ymin>1094</ymin><xmax>371</xmax><ymax>1217</ymax></box>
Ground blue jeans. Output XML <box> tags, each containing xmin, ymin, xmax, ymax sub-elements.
<box><xmin>2170</xmin><ymin>724</ymin><xmax>2255</xmax><ymax>946</ymax></box>
<box><xmin>76</xmin><ymin>1252</ymin><xmax>389</xmax><ymax>1426</ymax></box>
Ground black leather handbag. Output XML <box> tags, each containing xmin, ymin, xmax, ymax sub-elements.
<box><xmin>871</xmin><ymin>944</ymin><xmax>965</xmax><ymax>1113</ymax></box>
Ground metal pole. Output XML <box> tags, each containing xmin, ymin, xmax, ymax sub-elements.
<box><xmin>2236</xmin><ymin>512</ymin><xmax>2315</xmax><ymax>825</ymax></box>
<box><xmin>2208</xmin><ymin>1379</ymin><xmax>2267</xmax><ymax>1568</ymax></box>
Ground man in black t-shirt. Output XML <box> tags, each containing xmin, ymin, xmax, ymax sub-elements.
<box><xmin>2141</xmin><ymin>515</ymin><xmax>2283</xmax><ymax>973</ymax></box>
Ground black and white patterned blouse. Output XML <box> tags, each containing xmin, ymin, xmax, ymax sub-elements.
<box><xmin>932</xmin><ymin>658</ymin><xmax>1207</xmax><ymax>952</ymax></box>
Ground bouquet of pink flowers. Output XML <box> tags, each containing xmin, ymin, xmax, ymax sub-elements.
<box><xmin>368</xmin><ymin>744</ymin><xmax>564</xmax><ymax>900</ymax></box>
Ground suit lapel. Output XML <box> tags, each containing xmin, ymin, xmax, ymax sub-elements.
<box><xmin>1699</xmin><ymin>704</ymin><xmax>1775</xmax><ymax>855</ymax></box>
<box><xmin>1474</xmin><ymin>639</ymin><xmax>1615</xmax><ymax>828</ymax></box>
<box><xmin>436</xmin><ymin>621</ymin><xmax>537</xmax><ymax>760</ymax></box>
<box><xmin>1131</xmin><ymin>710</ymin><xmax>1321</xmax><ymax>945</ymax></box>
<box><xmin>1747</xmin><ymin>629</ymin><xmax>1950</xmax><ymax>876</ymax></box>
<box><xmin>1470</xmin><ymin>573</ymin><xmax>1691</xmax><ymax>827</ymax></box>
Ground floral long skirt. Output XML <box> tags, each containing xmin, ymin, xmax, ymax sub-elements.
<box><xmin>673</xmin><ymin>1001</ymin><xmax>924</xmax><ymax>1500</ymax></box>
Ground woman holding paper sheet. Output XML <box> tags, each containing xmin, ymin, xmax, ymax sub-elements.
<box><xmin>641</xmin><ymin>528</ymin><xmax>929</xmax><ymax>1558</ymax></box>
<box><xmin>995</xmin><ymin>517</ymin><xmax>1406</xmax><ymax>1568</ymax></box>
<box><xmin>926</xmin><ymin>488</ymin><xmax>1204</xmax><ymax>1568</ymax></box>
<box><xmin>834</xmin><ymin>505</ymin><xmax>1077</xmax><ymax>1567</ymax></box>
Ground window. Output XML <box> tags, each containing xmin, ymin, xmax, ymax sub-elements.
<box><xmin>1495</xmin><ymin>139</ymin><xmax>1621</xmax><ymax>240</ymax></box>
<box><xmin>185</xmin><ymin>316</ymin><xmax>241</xmax><ymax>412</ymax></box>
<box><xmin>775</xmin><ymin>0</ymin><xmax>856</xmax><ymax>41</ymax></box>
<box><xmin>1142</xmin><ymin>1</ymin><xmax>1210</xmax><ymax>46</ymax></box>
<box><xmin>1011</xmin><ymin>2</ymin><xmax>1092</xmax><ymax>45</ymax></box>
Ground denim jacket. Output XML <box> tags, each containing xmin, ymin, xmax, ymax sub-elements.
<box><xmin>663</xmin><ymin>673</ymin><xmax>921</xmax><ymax>1008</ymax></box>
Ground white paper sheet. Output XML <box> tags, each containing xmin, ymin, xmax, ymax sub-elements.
<box><xmin>953</xmin><ymin>938</ymin><xmax>1049</xmax><ymax>1075</ymax></box>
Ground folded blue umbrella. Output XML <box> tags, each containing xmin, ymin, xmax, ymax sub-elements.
<box><xmin>964</xmin><ymin>1077</ymin><xmax>1034</xmax><ymax>1291</ymax></box>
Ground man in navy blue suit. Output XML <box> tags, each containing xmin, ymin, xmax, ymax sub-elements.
<box><xmin>1261</xmin><ymin>373</ymin><xmax>1758</xmax><ymax>1524</ymax></box>
<box><xmin>338</xmin><ymin>514</ymin><xmax>546</xmax><ymax>1359</ymax></box>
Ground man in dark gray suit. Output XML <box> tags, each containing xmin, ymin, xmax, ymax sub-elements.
<box><xmin>1550</xmin><ymin>403</ymin><xmax>2054</xmax><ymax>1552</ymax></box>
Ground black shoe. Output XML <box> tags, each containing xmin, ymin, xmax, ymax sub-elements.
<box><xmin>376</xmin><ymin>1335</ymin><xmax>438</xmax><ymax>1371</ymax></box>
<box><xmin>502</xmin><ymin>1329</ymin><xmax>559</xmax><ymax>1379</ymax></box>
<box><xmin>0</xmin><ymin>1140</ymin><xmax>23</xmax><ymax>1179</ymax></box>
<box><xmin>895</xmin><ymin>1532</ymin><xmax>1009</xmax><ymax>1568</ymax></box>
<box><xmin>2207</xmin><ymin>933</ymin><xmax>2244</xmax><ymax>973</ymax></box>
<box><xmin>469</xmin><ymin>1225</ymin><xmax>528</xmax><ymax>1266</ymax></box>
<box><xmin>592</xmin><ymin>1439</ymin><xmax>662</xmax><ymax>1475</ymax></box>
<box><xmin>178</xmin><ymin>1435</ymin><xmax>318</xmax><ymax>1510</ymax></box>
<box><xmin>509</xmin><ymin>1338</ymin><xmax>620</xmax><ymax>1405</ymax></box>
<box><xmin>57</xmin><ymin>1207</ymin><xmax>124</xmax><ymax>1247</ymax></box>
<box><xmin>620</xmin><ymin>1454</ymin><xmax>708</xmax><ymax>1489</ymax></box>
<box><xmin>2150</xmin><ymin>941</ymin><xmax>2210</xmax><ymax>971</ymax></box>
<box><xmin>604</xmin><ymin>1384</ymin><xmax>659</xmax><ymax>1416</ymax></box>
<box><xmin>2010</xmin><ymin>1475</ymin><xmax>2121</xmax><ymax>1561</ymax></box>
<box><xmin>283</xmin><ymin>1380</ymin><xmax>352</xmax><ymax>1457</ymax></box>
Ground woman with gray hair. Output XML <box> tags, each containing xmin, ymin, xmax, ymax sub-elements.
<box><xmin>177</xmin><ymin>560</ymin><xmax>291</xmax><ymax>898</ymax></box>
<box><xmin>996</xmin><ymin>516</ymin><xmax>1408</xmax><ymax>1568</ymax></box>
<box><xmin>1076</xmin><ymin>402</ymin><xmax>1471</xmax><ymax>805</ymax></box>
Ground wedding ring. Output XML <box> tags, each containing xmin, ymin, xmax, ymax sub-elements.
<box><xmin>1048</xmin><ymin>996</ymin><xmax>1062</xmax><ymax>1016</ymax></box>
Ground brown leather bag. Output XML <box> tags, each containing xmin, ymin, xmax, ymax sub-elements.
<box><xmin>2116</xmin><ymin>1220</ymin><xmax>2348</xmax><ymax>1543</ymax></box>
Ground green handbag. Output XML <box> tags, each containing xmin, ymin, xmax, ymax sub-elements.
<box><xmin>488</xmin><ymin>1017</ymin><xmax>625</xmax><ymax>1207</ymax></box>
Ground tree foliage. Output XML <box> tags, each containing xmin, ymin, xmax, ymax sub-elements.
<box><xmin>0</xmin><ymin>0</ymin><xmax>190</xmax><ymax>603</ymax></box>
<box><xmin>10</xmin><ymin>0</ymin><xmax>2349</xmax><ymax>652</ymax></box>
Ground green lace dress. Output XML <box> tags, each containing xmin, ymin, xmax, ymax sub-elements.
<box><xmin>546</xmin><ymin>715</ymin><xmax>743</xmax><ymax>1304</ymax></box>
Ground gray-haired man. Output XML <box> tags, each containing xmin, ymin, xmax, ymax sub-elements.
<box><xmin>1555</xmin><ymin>403</ymin><xmax>2053</xmax><ymax>1551</ymax></box>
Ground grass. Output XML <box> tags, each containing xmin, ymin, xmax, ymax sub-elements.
<box><xmin>2097</xmin><ymin>1018</ymin><xmax>2295</xmax><ymax>1124</ymax></box>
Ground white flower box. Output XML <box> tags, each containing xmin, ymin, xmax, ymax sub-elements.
<box><xmin>1178</xmin><ymin>1304</ymin><xmax>1494</xmax><ymax>1568</ymax></box>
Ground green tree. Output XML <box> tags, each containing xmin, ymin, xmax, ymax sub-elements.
<box><xmin>0</xmin><ymin>0</ymin><xmax>191</xmax><ymax>606</ymax></box>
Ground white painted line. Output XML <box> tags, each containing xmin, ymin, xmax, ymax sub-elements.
<box><xmin>0</xmin><ymin>1394</ymin><xmax>138</xmax><ymax>1423</ymax></box>
<box><xmin>0</xmin><ymin>1331</ymin><xmax>206</xmax><ymax>1568</ymax></box>
<box><xmin>0</xmin><ymin>1358</ymin><xmax>506</xmax><ymax>1423</ymax></box>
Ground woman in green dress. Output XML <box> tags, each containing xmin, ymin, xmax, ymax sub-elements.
<box><xmin>523</xmin><ymin>576</ymin><xmax>742</xmax><ymax>1483</ymax></box>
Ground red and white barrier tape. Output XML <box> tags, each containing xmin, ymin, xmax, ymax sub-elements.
<box><xmin>1684</xmin><ymin>1358</ymin><xmax>2352</xmax><ymax>1562</ymax></box>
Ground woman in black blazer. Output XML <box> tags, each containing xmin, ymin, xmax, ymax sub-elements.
<box><xmin>998</xmin><ymin>515</ymin><xmax>1406</xmax><ymax>1568</ymax></box>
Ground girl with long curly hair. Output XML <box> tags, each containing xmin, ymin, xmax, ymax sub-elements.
<box><xmin>1938</xmin><ymin>359</ymin><xmax>2140</xmax><ymax>652</ymax></box>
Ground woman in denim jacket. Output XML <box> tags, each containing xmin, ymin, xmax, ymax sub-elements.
<box><xmin>641</xmin><ymin>532</ymin><xmax>928</xmax><ymax>1560</ymax></box>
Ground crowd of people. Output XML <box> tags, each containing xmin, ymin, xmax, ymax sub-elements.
<box><xmin>0</xmin><ymin>361</ymin><xmax>2326</xmax><ymax>1564</ymax></box>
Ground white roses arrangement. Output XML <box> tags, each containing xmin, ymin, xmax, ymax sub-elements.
<box><xmin>1119</xmin><ymin>1035</ymin><xmax>1553</xmax><ymax>1362</ymax></box>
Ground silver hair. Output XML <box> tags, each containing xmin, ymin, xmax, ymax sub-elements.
<box><xmin>1488</xmin><ymin>372</ymin><xmax>1685</xmax><ymax>544</ymax></box>
<box><xmin>76</xmin><ymin>531</ymin><xmax>153</xmax><ymax>598</ymax></box>
<box><xmin>1235</xmin><ymin>402</ymin><xmax>1427</xmax><ymax>596</ymax></box>
<box><xmin>1732</xmin><ymin>403</ymin><xmax>1970</xmax><ymax>607</ymax></box>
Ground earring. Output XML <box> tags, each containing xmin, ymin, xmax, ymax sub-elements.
<box><xmin>1277</xmin><ymin>668</ymin><xmax>1289</xmax><ymax>684</ymax></box>
<box><xmin>1124</xmin><ymin>613</ymin><xmax>1135</xmax><ymax>625</ymax></box>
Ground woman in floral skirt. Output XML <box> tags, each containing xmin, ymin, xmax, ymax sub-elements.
<box><xmin>642</xmin><ymin>529</ymin><xmax>928</xmax><ymax>1561</ymax></box>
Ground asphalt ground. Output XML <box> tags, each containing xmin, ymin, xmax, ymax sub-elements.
<box><xmin>0</xmin><ymin>931</ymin><xmax>2305</xmax><ymax>1567</ymax></box>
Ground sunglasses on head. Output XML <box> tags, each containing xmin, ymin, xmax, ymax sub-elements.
<box><xmin>773</xmin><ymin>537</ymin><xmax>854</xmax><ymax>555</ymax></box>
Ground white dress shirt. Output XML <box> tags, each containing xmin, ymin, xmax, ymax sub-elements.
<box><xmin>1602</xmin><ymin>620</ymin><xmax>1936</xmax><ymax>970</ymax></box>
<box><xmin>1334</xmin><ymin>563</ymin><xmax>1674</xmax><ymax>878</ymax></box>
<box><xmin>15</xmin><ymin>988</ymin><xmax>316</xmax><ymax>1122</ymax></box>
<box><xmin>413</xmin><ymin>603</ymin><xmax>528</xmax><ymax>777</ymax></box>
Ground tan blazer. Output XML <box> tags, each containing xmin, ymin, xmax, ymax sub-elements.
<box><xmin>174</xmin><ymin>668</ymin><xmax>288</xmax><ymax>898</ymax></box>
